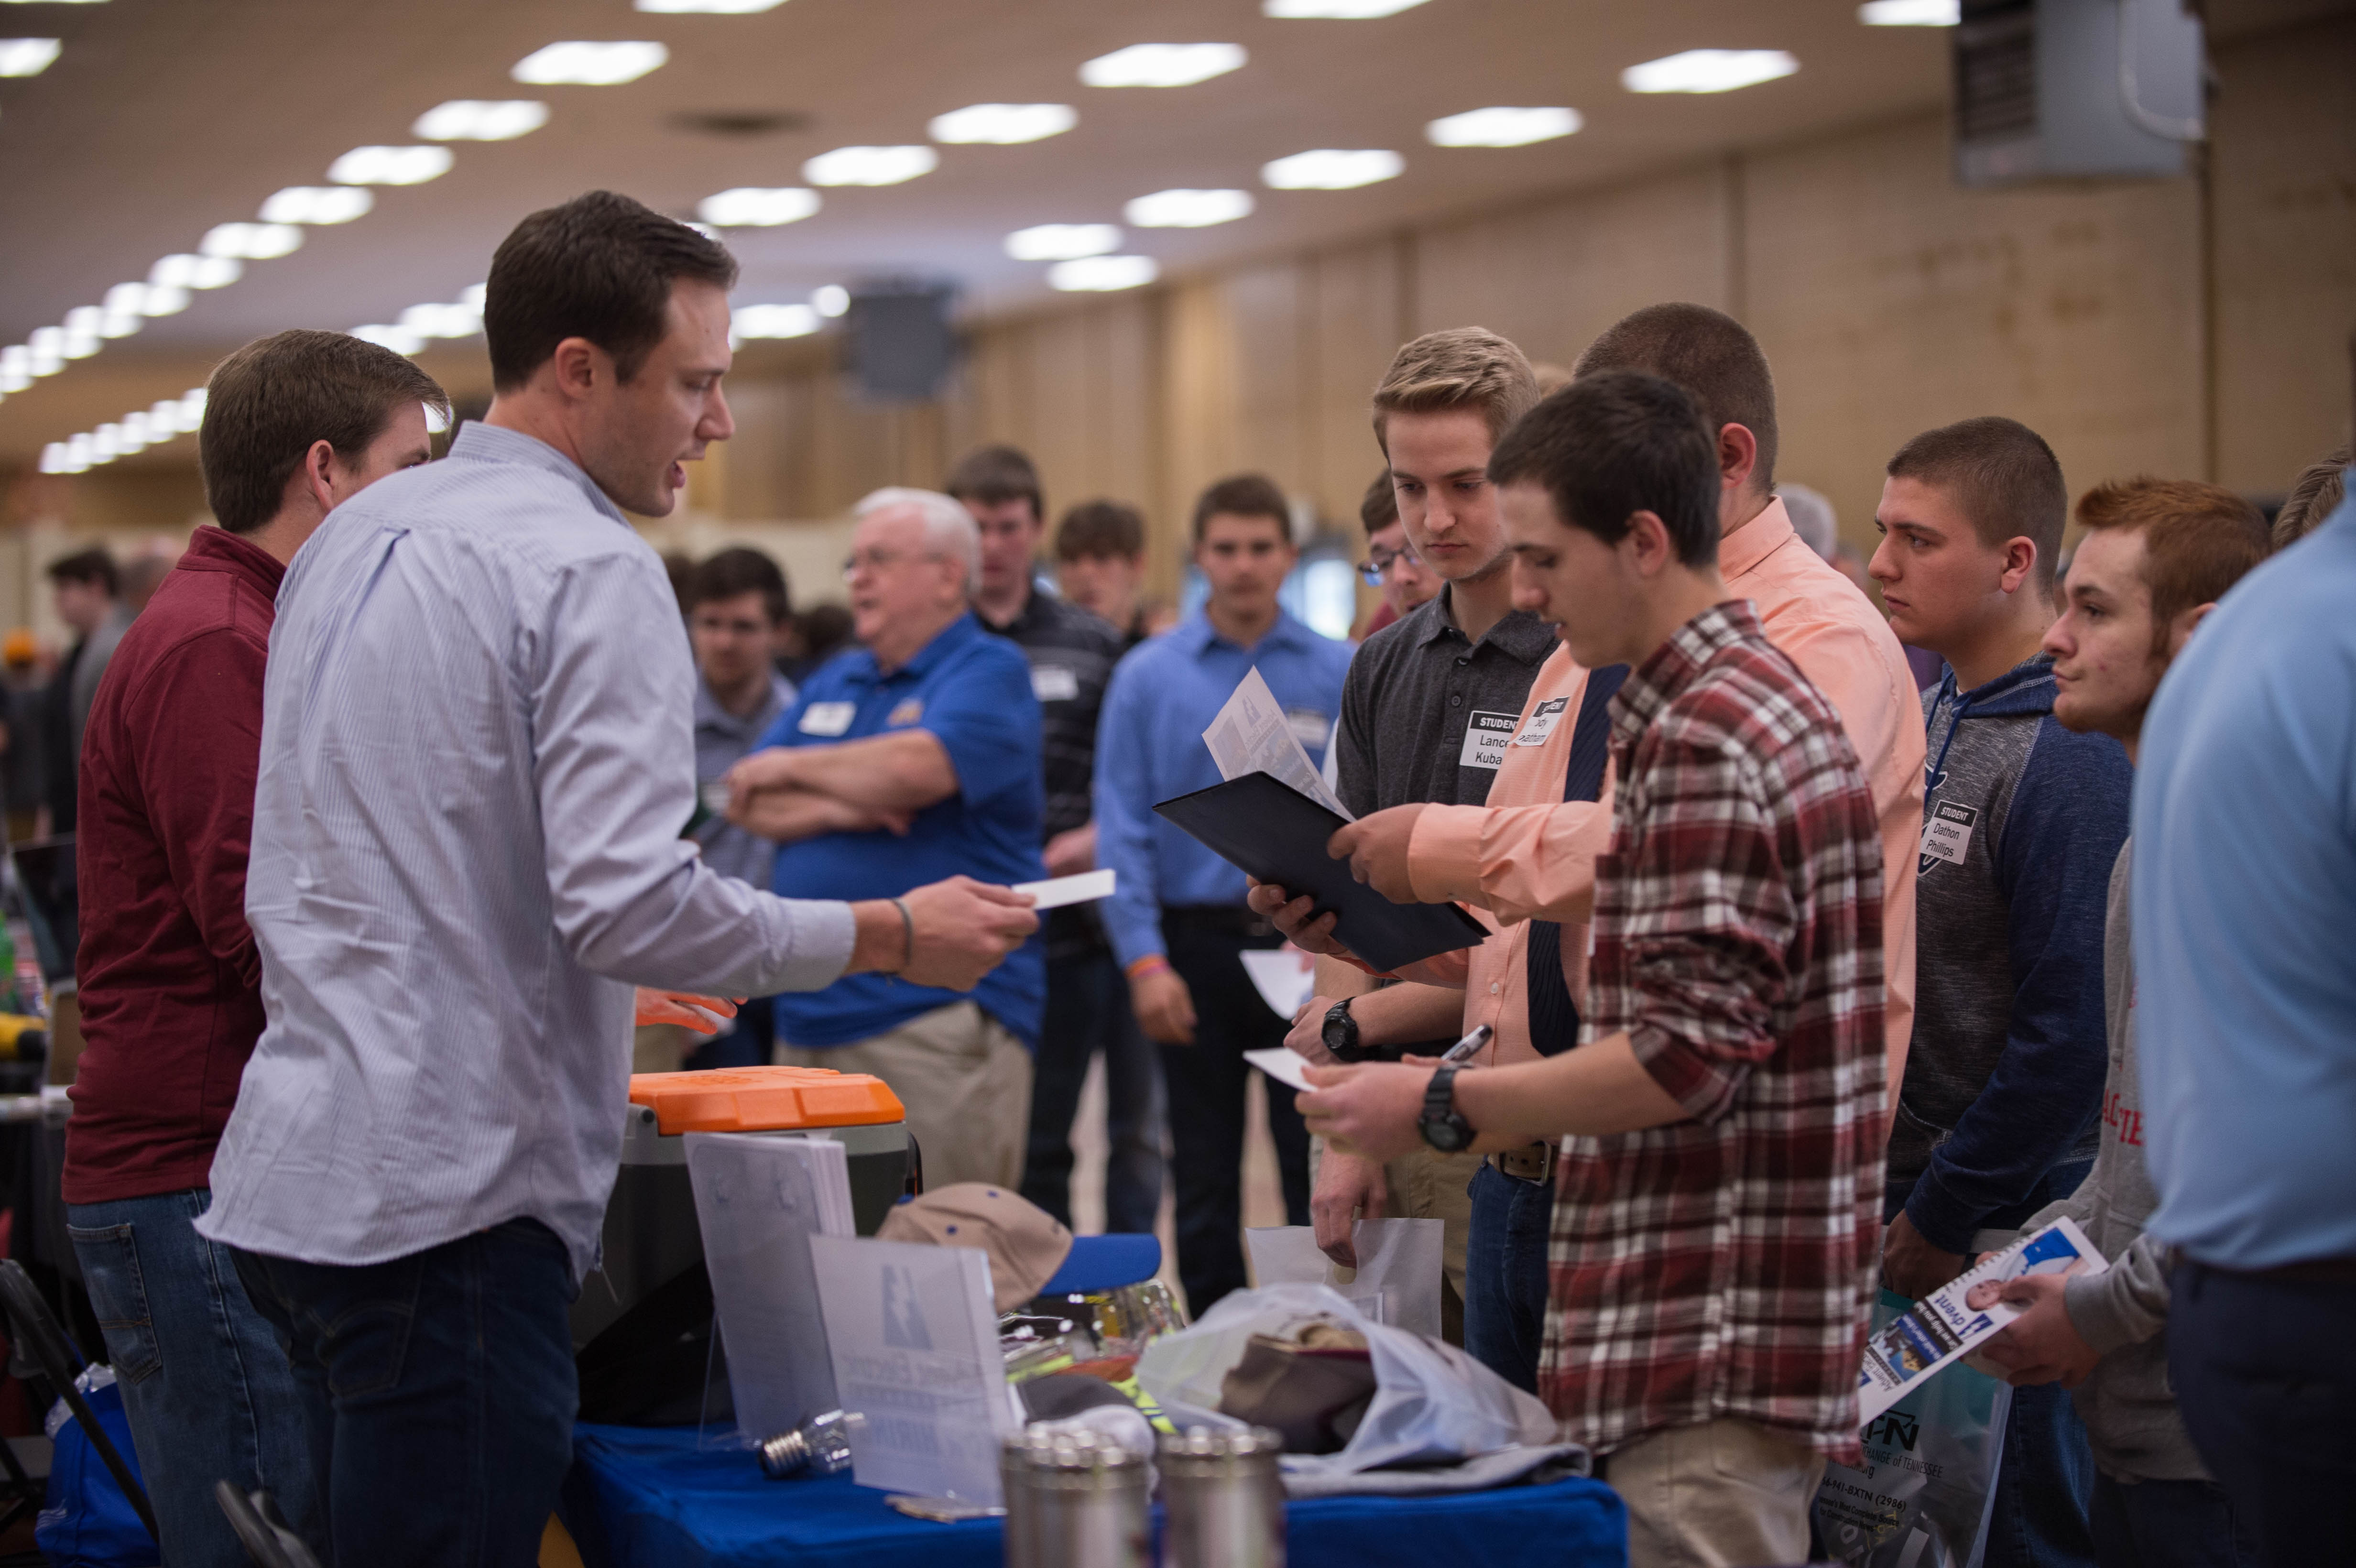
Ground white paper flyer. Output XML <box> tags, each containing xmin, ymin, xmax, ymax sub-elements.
<box><xmin>1201</xmin><ymin>667</ymin><xmax>1353</xmax><ymax>820</ymax></box>
<box><xmin>1857</xmin><ymin>1216</ymin><xmax>2108</xmax><ymax>1426</ymax></box>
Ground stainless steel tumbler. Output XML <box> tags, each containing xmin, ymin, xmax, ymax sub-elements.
<box><xmin>1001</xmin><ymin>1428</ymin><xmax>1152</xmax><ymax>1568</ymax></box>
<box><xmin>1158</xmin><ymin>1425</ymin><xmax>1286</xmax><ymax>1568</ymax></box>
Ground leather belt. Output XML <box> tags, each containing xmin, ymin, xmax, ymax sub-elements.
<box><xmin>2185</xmin><ymin>1252</ymin><xmax>2356</xmax><ymax>1285</ymax></box>
<box><xmin>1490</xmin><ymin>1141</ymin><xmax>1554</xmax><ymax>1185</ymax></box>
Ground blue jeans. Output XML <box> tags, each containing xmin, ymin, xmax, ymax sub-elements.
<box><xmin>67</xmin><ymin>1189</ymin><xmax>320</xmax><ymax>1568</ymax></box>
<box><xmin>230</xmin><ymin>1218</ymin><xmax>579</xmax><ymax>1568</ymax></box>
<box><xmin>2170</xmin><ymin>1261</ymin><xmax>2352</xmax><ymax>1568</ymax></box>
<box><xmin>1463</xmin><ymin>1161</ymin><xmax>1552</xmax><ymax>1394</ymax></box>
<box><xmin>2089</xmin><ymin>1471</ymin><xmax>2260</xmax><ymax>1568</ymax></box>
<box><xmin>1022</xmin><ymin>948</ymin><xmax>1167</xmax><ymax>1235</ymax></box>
<box><xmin>1887</xmin><ymin>1159</ymin><xmax>2098</xmax><ymax>1568</ymax></box>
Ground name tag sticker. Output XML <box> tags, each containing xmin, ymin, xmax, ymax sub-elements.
<box><xmin>1031</xmin><ymin>664</ymin><xmax>1080</xmax><ymax>703</ymax></box>
<box><xmin>1285</xmin><ymin>707</ymin><xmax>1331</xmax><ymax>751</ymax></box>
<box><xmin>1460</xmin><ymin>710</ymin><xmax>1519</xmax><ymax>770</ymax></box>
<box><xmin>887</xmin><ymin>697</ymin><xmax>926</xmax><ymax>728</ymax></box>
<box><xmin>1920</xmin><ymin>799</ymin><xmax>1978</xmax><ymax>872</ymax></box>
<box><xmin>1512</xmin><ymin>696</ymin><xmax>1571</xmax><ymax>747</ymax></box>
<box><xmin>798</xmin><ymin>701</ymin><xmax>855</xmax><ymax>737</ymax></box>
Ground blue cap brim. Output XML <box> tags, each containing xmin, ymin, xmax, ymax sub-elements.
<box><xmin>1038</xmin><ymin>1233</ymin><xmax>1161</xmax><ymax>1296</ymax></box>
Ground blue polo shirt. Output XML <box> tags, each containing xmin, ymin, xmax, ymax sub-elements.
<box><xmin>1093</xmin><ymin>609</ymin><xmax>1355</xmax><ymax>970</ymax></box>
<box><xmin>762</xmin><ymin>613</ymin><xmax>1047</xmax><ymax>1049</ymax></box>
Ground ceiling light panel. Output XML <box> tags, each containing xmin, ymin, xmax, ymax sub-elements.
<box><xmin>803</xmin><ymin>145</ymin><xmax>938</xmax><ymax>186</ymax></box>
<box><xmin>1859</xmin><ymin>0</ymin><xmax>1958</xmax><ymax>22</ymax></box>
<box><xmin>328</xmin><ymin>145</ymin><xmax>454</xmax><ymax>185</ymax></box>
<box><xmin>1005</xmin><ymin>223</ymin><xmax>1122</xmax><ymax>261</ymax></box>
<box><xmin>150</xmin><ymin>253</ymin><xmax>242</xmax><ymax>289</ymax></box>
<box><xmin>398</xmin><ymin>302</ymin><xmax>481</xmax><ymax>338</ymax></box>
<box><xmin>929</xmin><ymin>103</ymin><xmax>1076</xmax><ymax>145</ymax></box>
<box><xmin>1049</xmin><ymin>256</ymin><xmax>1159</xmax><ymax>293</ymax></box>
<box><xmin>261</xmin><ymin>186</ymin><xmax>374</xmax><ymax>225</ymax></box>
<box><xmin>697</xmin><ymin>186</ymin><xmax>821</xmax><ymax>226</ymax></box>
<box><xmin>0</xmin><ymin>37</ymin><xmax>58</xmax><ymax>75</ymax></box>
<box><xmin>414</xmin><ymin>99</ymin><xmax>549</xmax><ymax>141</ymax></box>
<box><xmin>812</xmin><ymin>284</ymin><xmax>848</xmax><ymax>317</ymax></box>
<box><xmin>636</xmin><ymin>0</ymin><xmax>786</xmax><ymax>9</ymax></box>
<box><xmin>1622</xmin><ymin>49</ymin><xmax>1800</xmax><ymax>94</ymax></box>
<box><xmin>1427</xmin><ymin>106</ymin><xmax>1583</xmax><ymax>147</ymax></box>
<box><xmin>512</xmin><ymin>41</ymin><xmax>668</xmax><ymax>86</ymax></box>
<box><xmin>351</xmin><ymin>324</ymin><xmax>425</xmax><ymax>355</ymax></box>
<box><xmin>1080</xmin><ymin>43</ymin><xmax>1245</xmax><ymax>88</ymax></box>
<box><xmin>201</xmin><ymin>222</ymin><xmax>304</xmax><ymax>260</ymax></box>
<box><xmin>1125</xmin><ymin>188</ymin><xmax>1254</xmax><ymax>227</ymax></box>
<box><xmin>1263</xmin><ymin>0</ymin><xmax>1428</xmax><ymax>15</ymax></box>
<box><xmin>734</xmin><ymin>303</ymin><xmax>820</xmax><ymax>338</ymax></box>
<box><xmin>1261</xmin><ymin>148</ymin><xmax>1404</xmax><ymax>189</ymax></box>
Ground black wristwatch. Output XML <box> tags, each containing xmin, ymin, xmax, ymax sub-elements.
<box><xmin>1419</xmin><ymin>1065</ymin><xmax>1474</xmax><ymax>1153</ymax></box>
<box><xmin>1322</xmin><ymin>998</ymin><xmax>1372</xmax><ymax>1063</ymax></box>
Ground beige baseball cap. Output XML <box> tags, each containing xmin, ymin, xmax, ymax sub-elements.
<box><xmin>878</xmin><ymin>1184</ymin><xmax>1073</xmax><ymax>1312</ymax></box>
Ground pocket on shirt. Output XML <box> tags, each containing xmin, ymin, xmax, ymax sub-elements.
<box><xmin>65</xmin><ymin>1223</ymin><xmax>162</xmax><ymax>1386</ymax></box>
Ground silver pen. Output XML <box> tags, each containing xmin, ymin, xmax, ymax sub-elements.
<box><xmin>1439</xmin><ymin>1023</ymin><xmax>1493</xmax><ymax>1065</ymax></box>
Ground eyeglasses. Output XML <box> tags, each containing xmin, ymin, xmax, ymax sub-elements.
<box><xmin>841</xmin><ymin>547</ymin><xmax>949</xmax><ymax>581</ymax></box>
<box><xmin>1358</xmin><ymin>544</ymin><xmax>1422</xmax><ymax>587</ymax></box>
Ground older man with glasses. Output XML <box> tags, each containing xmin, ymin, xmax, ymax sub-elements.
<box><xmin>727</xmin><ymin>487</ymin><xmax>1047</xmax><ymax>1187</ymax></box>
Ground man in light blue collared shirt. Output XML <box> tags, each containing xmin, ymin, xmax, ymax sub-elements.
<box><xmin>1095</xmin><ymin>474</ymin><xmax>1354</xmax><ymax>1313</ymax></box>
<box><xmin>197</xmin><ymin>192</ymin><xmax>1037</xmax><ymax>1567</ymax></box>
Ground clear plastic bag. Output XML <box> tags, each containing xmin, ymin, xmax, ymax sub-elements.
<box><xmin>1134</xmin><ymin>1284</ymin><xmax>1556</xmax><ymax>1477</ymax></box>
<box><xmin>1244</xmin><ymin>1219</ymin><xmax>1445</xmax><ymax>1340</ymax></box>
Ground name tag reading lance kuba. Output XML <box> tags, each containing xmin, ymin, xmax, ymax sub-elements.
<box><xmin>1459</xmin><ymin>711</ymin><xmax>1518</xmax><ymax>771</ymax></box>
<box><xmin>797</xmin><ymin>701</ymin><xmax>855</xmax><ymax>737</ymax></box>
<box><xmin>1511</xmin><ymin>696</ymin><xmax>1571</xmax><ymax>748</ymax></box>
<box><xmin>1920</xmin><ymin>799</ymin><xmax>1978</xmax><ymax>873</ymax></box>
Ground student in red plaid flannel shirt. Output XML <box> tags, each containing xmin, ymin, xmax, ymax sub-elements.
<box><xmin>1283</xmin><ymin>370</ymin><xmax>1888</xmax><ymax>1568</ymax></box>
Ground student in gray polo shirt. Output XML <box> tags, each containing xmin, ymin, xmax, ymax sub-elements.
<box><xmin>1291</xmin><ymin>327</ymin><xmax>1545</xmax><ymax>1347</ymax></box>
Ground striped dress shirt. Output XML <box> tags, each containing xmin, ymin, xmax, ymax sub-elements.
<box><xmin>197</xmin><ymin>422</ymin><xmax>856</xmax><ymax>1282</ymax></box>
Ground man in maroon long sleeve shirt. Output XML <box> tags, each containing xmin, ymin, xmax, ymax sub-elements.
<box><xmin>65</xmin><ymin>330</ymin><xmax>446</xmax><ymax>1568</ymax></box>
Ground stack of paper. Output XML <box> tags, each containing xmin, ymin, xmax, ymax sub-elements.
<box><xmin>686</xmin><ymin>1132</ymin><xmax>856</xmax><ymax>1443</ymax></box>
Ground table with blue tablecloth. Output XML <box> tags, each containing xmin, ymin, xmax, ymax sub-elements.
<box><xmin>561</xmin><ymin>1423</ymin><xmax>1627</xmax><ymax>1568</ymax></box>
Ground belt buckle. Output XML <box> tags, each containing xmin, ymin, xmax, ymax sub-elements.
<box><xmin>1494</xmin><ymin>1141</ymin><xmax>1553</xmax><ymax>1184</ymax></box>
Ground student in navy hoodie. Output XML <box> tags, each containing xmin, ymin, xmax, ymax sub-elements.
<box><xmin>1867</xmin><ymin>416</ymin><xmax>2130</xmax><ymax>1568</ymax></box>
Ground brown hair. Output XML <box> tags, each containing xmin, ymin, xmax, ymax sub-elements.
<box><xmin>45</xmin><ymin>547</ymin><xmax>117</xmax><ymax>596</ymax></box>
<box><xmin>199</xmin><ymin>329</ymin><xmax>450</xmax><ymax>534</ymax></box>
<box><xmin>2074</xmin><ymin>479</ymin><xmax>2270</xmax><ymax>652</ymax></box>
<box><xmin>1190</xmin><ymin>473</ymin><xmax>1291</xmax><ymax>544</ymax></box>
<box><xmin>485</xmin><ymin>190</ymin><xmax>737</xmax><ymax>392</ymax></box>
<box><xmin>1358</xmin><ymin>470</ymin><xmax>1398</xmax><ymax>535</ymax></box>
<box><xmin>1054</xmin><ymin>500</ymin><xmax>1145</xmax><ymax>561</ymax></box>
<box><xmin>1370</xmin><ymin>328</ymin><xmax>1541</xmax><ymax>451</ymax></box>
<box><xmin>1886</xmin><ymin>416</ymin><xmax>2069</xmax><ymax>591</ymax></box>
<box><xmin>945</xmin><ymin>445</ymin><xmax>1045</xmax><ymax>522</ymax></box>
<box><xmin>2272</xmin><ymin>447</ymin><xmax>2348</xmax><ymax>549</ymax></box>
<box><xmin>1573</xmin><ymin>303</ymin><xmax>1778</xmax><ymax>492</ymax></box>
<box><xmin>686</xmin><ymin>545</ymin><xmax>790</xmax><ymax>624</ymax></box>
<box><xmin>1488</xmin><ymin>373</ymin><xmax>1723</xmax><ymax>568</ymax></box>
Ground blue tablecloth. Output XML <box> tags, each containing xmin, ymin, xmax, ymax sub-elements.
<box><xmin>562</xmin><ymin>1423</ymin><xmax>1626</xmax><ymax>1568</ymax></box>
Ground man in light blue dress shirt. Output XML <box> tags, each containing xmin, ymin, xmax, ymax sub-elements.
<box><xmin>2131</xmin><ymin>481</ymin><xmax>2356</xmax><ymax>1566</ymax></box>
<box><xmin>196</xmin><ymin>192</ymin><xmax>1037</xmax><ymax>1567</ymax></box>
<box><xmin>1095</xmin><ymin>474</ymin><xmax>1354</xmax><ymax>1313</ymax></box>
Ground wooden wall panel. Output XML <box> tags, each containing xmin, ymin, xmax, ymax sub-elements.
<box><xmin>1308</xmin><ymin>238</ymin><xmax>1411</xmax><ymax>525</ymax></box>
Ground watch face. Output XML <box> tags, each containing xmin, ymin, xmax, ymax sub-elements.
<box><xmin>1421</xmin><ymin>1113</ymin><xmax>1472</xmax><ymax>1153</ymax></box>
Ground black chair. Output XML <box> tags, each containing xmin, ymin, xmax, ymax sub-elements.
<box><xmin>214</xmin><ymin>1481</ymin><xmax>321</xmax><ymax>1568</ymax></box>
<box><xmin>0</xmin><ymin>1257</ymin><xmax>157</xmax><ymax>1547</ymax></box>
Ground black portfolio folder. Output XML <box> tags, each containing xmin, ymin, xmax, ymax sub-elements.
<box><xmin>1153</xmin><ymin>771</ymin><xmax>1490</xmax><ymax>974</ymax></box>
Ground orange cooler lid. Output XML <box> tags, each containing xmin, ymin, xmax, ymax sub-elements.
<box><xmin>627</xmin><ymin>1066</ymin><xmax>906</xmax><ymax>1135</ymax></box>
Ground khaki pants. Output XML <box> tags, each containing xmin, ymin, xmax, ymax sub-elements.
<box><xmin>777</xmin><ymin>1002</ymin><xmax>1032</xmax><ymax>1190</ymax></box>
<box><xmin>1307</xmin><ymin>1140</ymin><xmax>1480</xmax><ymax>1345</ymax></box>
<box><xmin>1603</xmin><ymin>1418</ymin><xmax>1828</xmax><ymax>1568</ymax></box>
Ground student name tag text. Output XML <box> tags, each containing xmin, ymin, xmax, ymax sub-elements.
<box><xmin>1460</xmin><ymin>711</ymin><xmax>1519</xmax><ymax>770</ymax></box>
<box><xmin>798</xmin><ymin>701</ymin><xmax>855</xmax><ymax>737</ymax></box>
<box><xmin>1920</xmin><ymin>799</ymin><xmax>1978</xmax><ymax>871</ymax></box>
<box><xmin>1030</xmin><ymin>664</ymin><xmax>1080</xmax><ymax>703</ymax></box>
<box><xmin>1512</xmin><ymin>696</ymin><xmax>1571</xmax><ymax>748</ymax></box>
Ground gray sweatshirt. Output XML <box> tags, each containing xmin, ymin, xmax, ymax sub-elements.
<box><xmin>2022</xmin><ymin>841</ymin><xmax>2204</xmax><ymax>1483</ymax></box>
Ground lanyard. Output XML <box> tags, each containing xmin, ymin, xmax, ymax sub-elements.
<box><xmin>1923</xmin><ymin>668</ymin><xmax>1972</xmax><ymax>795</ymax></box>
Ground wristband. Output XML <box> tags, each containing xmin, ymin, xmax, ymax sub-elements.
<box><xmin>891</xmin><ymin>897</ymin><xmax>914</xmax><ymax>974</ymax></box>
<box><xmin>1124</xmin><ymin>955</ymin><xmax>1171</xmax><ymax>982</ymax></box>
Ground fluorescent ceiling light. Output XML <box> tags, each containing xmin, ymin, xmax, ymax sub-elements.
<box><xmin>329</xmin><ymin>145</ymin><xmax>454</xmax><ymax>185</ymax></box>
<box><xmin>180</xmin><ymin>387</ymin><xmax>207</xmax><ymax>422</ymax></box>
<box><xmin>99</xmin><ymin>312</ymin><xmax>140</xmax><ymax>339</ymax></box>
<box><xmin>1048</xmin><ymin>256</ymin><xmax>1159</xmax><ymax>293</ymax></box>
<box><xmin>1858</xmin><ymin>0</ymin><xmax>1957</xmax><ymax>22</ymax></box>
<box><xmin>1080</xmin><ymin>43</ymin><xmax>1245</xmax><ymax>88</ymax></box>
<box><xmin>1124</xmin><ymin>188</ymin><xmax>1253</xmax><ymax>228</ymax></box>
<box><xmin>813</xmin><ymin>284</ymin><xmax>849</xmax><ymax>317</ymax></box>
<box><xmin>261</xmin><ymin>186</ymin><xmax>374</xmax><ymax>225</ymax></box>
<box><xmin>803</xmin><ymin>145</ymin><xmax>937</xmax><ymax>186</ymax></box>
<box><xmin>1005</xmin><ymin>223</ymin><xmax>1122</xmax><ymax>261</ymax></box>
<box><xmin>399</xmin><ymin>302</ymin><xmax>481</xmax><ymax>338</ymax></box>
<box><xmin>62</xmin><ymin>331</ymin><xmax>98</xmax><ymax>359</ymax></box>
<box><xmin>1261</xmin><ymin>148</ymin><xmax>1403</xmax><ymax>189</ymax></box>
<box><xmin>201</xmin><ymin>221</ymin><xmax>304</xmax><ymax>260</ymax></box>
<box><xmin>139</xmin><ymin>283</ymin><xmax>189</xmax><ymax>316</ymax></box>
<box><xmin>734</xmin><ymin>302</ymin><xmax>820</xmax><ymax>338</ymax></box>
<box><xmin>1426</xmin><ymin>105</ymin><xmax>1582</xmax><ymax>147</ymax></box>
<box><xmin>459</xmin><ymin>283</ymin><xmax>487</xmax><ymax>310</ymax></box>
<box><xmin>351</xmin><ymin>324</ymin><xmax>425</xmax><ymax>355</ymax></box>
<box><xmin>929</xmin><ymin>102</ymin><xmax>1075</xmax><ymax>145</ymax></box>
<box><xmin>696</xmin><ymin>186</ymin><xmax>821</xmax><ymax>226</ymax></box>
<box><xmin>414</xmin><ymin>99</ymin><xmax>548</xmax><ymax>141</ymax></box>
<box><xmin>1622</xmin><ymin>49</ymin><xmax>1800</xmax><ymax>94</ymax></box>
<box><xmin>64</xmin><ymin>306</ymin><xmax>101</xmax><ymax>335</ymax></box>
<box><xmin>0</xmin><ymin>38</ymin><xmax>59</xmax><ymax>76</ymax></box>
<box><xmin>1263</xmin><ymin>0</ymin><xmax>1427</xmax><ymax>15</ymax></box>
<box><xmin>150</xmin><ymin>253</ymin><xmax>242</xmax><ymax>289</ymax></box>
<box><xmin>637</xmin><ymin>0</ymin><xmax>785</xmax><ymax>9</ymax></box>
<box><xmin>512</xmin><ymin>40</ymin><xmax>667</xmax><ymax>86</ymax></box>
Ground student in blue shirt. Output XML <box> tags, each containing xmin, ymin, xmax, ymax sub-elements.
<box><xmin>729</xmin><ymin>488</ymin><xmax>1046</xmax><ymax>1189</ymax></box>
<box><xmin>1095</xmin><ymin>474</ymin><xmax>1355</xmax><ymax>1313</ymax></box>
